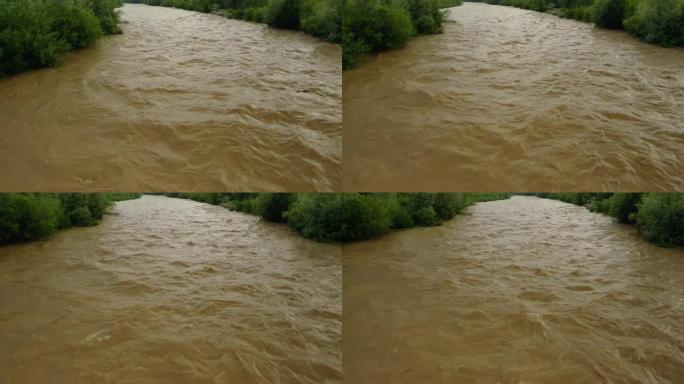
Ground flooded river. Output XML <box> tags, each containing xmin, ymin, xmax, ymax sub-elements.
<box><xmin>343</xmin><ymin>3</ymin><xmax>684</xmax><ymax>191</ymax></box>
<box><xmin>0</xmin><ymin>196</ymin><xmax>341</xmax><ymax>383</ymax></box>
<box><xmin>344</xmin><ymin>196</ymin><xmax>684</xmax><ymax>383</ymax></box>
<box><xmin>0</xmin><ymin>4</ymin><xmax>341</xmax><ymax>192</ymax></box>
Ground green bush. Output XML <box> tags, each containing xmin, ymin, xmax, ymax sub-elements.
<box><xmin>593</xmin><ymin>0</ymin><xmax>625</xmax><ymax>28</ymax></box>
<box><xmin>0</xmin><ymin>0</ymin><xmax>122</xmax><ymax>77</ymax></box>
<box><xmin>433</xmin><ymin>193</ymin><xmax>467</xmax><ymax>220</ymax></box>
<box><xmin>0</xmin><ymin>193</ymin><xmax>122</xmax><ymax>245</ymax></box>
<box><xmin>343</xmin><ymin>0</ymin><xmax>420</xmax><ymax>68</ymax></box>
<box><xmin>257</xmin><ymin>193</ymin><xmax>295</xmax><ymax>222</ymax></box>
<box><xmin>57</xmin><ymin>193</ymin><xmax>108</xmax><ymax>227</ymax></box>
<box><xmin>386</xmin><ymin>197</ymin><xmax>414</xmax><ymax>229</ymax></box>
<box><xmin>636</xmin><ymin>194</ymin><xmax>684</xmax><ymax>247</ymax></box>
<box><xmin>624</xmin><ymin>0</ymin><xmax>684</xmax><ymax>46</ymax></box>
<box><xmin>69</xmin><ymin>206</ymin><xmax>94</xmax><ymax>226</ymax></box>
<box><xmin>300</xmin><ymin>0</ymin><xmax>342</xmax><ymax>42</ymax></box>
<box><xmin>265</xmin><ymin>0</ymin><xmax>300</xmax><ymax>28</ymax></box>
<box><xmin>607</xmin><ymin>193</ymin><xmax>642</xmax><ymax>224</ymax></box>
<box><xmin>0</xmin><ymin>194</ymin><xmax>61</xmax><ymax>245</ymax></box>
<box><xmin>286</xmin><ymin>194</ymin><xmax>392</xmax><ymax>242</ymax></box>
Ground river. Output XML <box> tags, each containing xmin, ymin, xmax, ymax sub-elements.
<box><xmin>0</xmin><ymin>4</ymin><xmax>341</xmax><ymax>192</ymax></box>
<box><xmin>343</xmin><ymin>3</ymin><xmax>684</xmax><ymax>192</ymax></box>
<box><xmin>344</xmin><ymin>196</ymin><xmax>684</xmax><ymax>383</ymax></box>
<box><xmin>0</xmin><ymin>196</ymin><xmax>341</xmax><ymax>384</ymax></box>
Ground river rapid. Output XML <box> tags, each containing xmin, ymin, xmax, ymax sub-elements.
<box><xmin>0</xmin><ymin>196</ymin><xmax>341</xmax><ymax>383</ymax></box>
<box><xmin>0</xmin><ymin>4</ymin><xmax>341</xmax><ymax>192</ymax></box>
<box><xmin>343</xmin><ymin>3</ymin><xmax>684</xmax><ymax>191</ymax></box>
<box><xmin>344</xmin><ymin>196</ymin><xmax>684</xmax><ymax>383</ymax></box>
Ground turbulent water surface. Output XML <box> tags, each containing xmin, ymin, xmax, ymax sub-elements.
<box><xmin>343</xmin><ymin>3</ymin><xmax>684</xmax><ymax>191</ymax></box>
<box><xmin>344</xmin><ymin>196</ymin><xmax>684</xmax><ymax>383</ymax></box>
<box><xmin>0</xmin><ymin>196</ymin><xmax>341</xmax><ymax>383</ymax></box>
<box><xmin>0</xmin><ymin>4</ymin><xmax>341</xmax><ymax>191</ymax></box>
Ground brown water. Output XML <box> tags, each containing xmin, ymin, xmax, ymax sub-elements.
<box><xmin>0</xmin><ymin>4</ymin><xmax>341</xmax><ymax>192</ymax></box>
<box><xmin>0</xmin><ymin>196</ymin><xmax>342</xmax><ymax>383</ymax></box>
<box><xmin>344</xmin><ymin>196</ymin><xmax>684</xmax><ymax>383</ymax></box>
<box><xmin>343</xmin><ymin>3</ymin><xmax>684</xmax><ymax>192</ymax></box>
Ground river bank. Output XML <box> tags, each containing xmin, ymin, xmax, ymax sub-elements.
<box><xmin>0</xmin><ymin>195</ymin><xmax>342</xmax><ymax>383</ymax></box>
<box><xmin>539</xmin><ymin>193</ymin><xmax>683</xmax><ymax>247</ymax></box>
<box><xmin>125</xmin><ymin>0</ymin><xmax>341</xmax><ymax>43</ymax></box>
<box><xmin>0</xmin><ymin>193</ymin><xmax>141</xmax><ymax>245</ymax></box>
<box><xmin>167</xmin><ymin>193</ymin><xmax>510</xmax><ymax>242</ymax></box>
<box><xmin>0</xmin><ymin>0</ymin><xmax>123</xmax><ymax>77</ymax></box>
<box><xmin>468</xmin><ymin>0</ymin><xmax>684</xmax><ymax>48</ymax></box>
<box><xmin>343</xmin><ymin>196</ymin><xmax>684</xmax><ymax>383</ymax></box>
<box><xmin>0</xmin><ymin>3</ymin><xmax>341</xmax><ymax>192</ymax></box>
<box><xmin>343</xmin><ymin>0</ymin><xmax>463</xmax><ymax>68</ymax></box>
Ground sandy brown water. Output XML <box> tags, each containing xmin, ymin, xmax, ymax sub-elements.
<box><xmin>343</xmin><ymin>3</ymin><xmax>684</xmax><ymax>192</ymax></box>
<box><xmin>344</xmin><ymin>196</ymin><xmax>684</xmax><ymax>383</ymax></box>
<box><xmin>0</xmin><ymin>4</ymin><xmax>341</xmax><ymax>192</ymax></box>
<box><xmin>0</xmin><ymin>196</ymin><xmax>342</xmax><ymax>383</ymax></box>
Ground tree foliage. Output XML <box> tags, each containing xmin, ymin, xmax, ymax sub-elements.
<box><xmin>0</xmin><ymin>0</ymin><xmax>123</xmax><ymax>77</ymax></box>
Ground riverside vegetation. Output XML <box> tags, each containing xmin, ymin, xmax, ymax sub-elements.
<box><xmin>0</xmin><ymin>193</ymin><xmax>141</xmax><ymax>245</ymax></box>
<box><xmin>175</xmin><ymin>193</ymin><xmax>684</xmax><ymax>247</ymax></box>
<box><xmin>0</xmin><ymin>0</ymin><xmax>123</xmax><ymax>76</ymax></box>
<box><xmin>470</xmin><ymin>0</ymin><xmax>684</xmax><ymax>47</ymax></box>
<box><xmin>124</xmin><ymin>0</ymin><xmax>342</xmax><ymax>43</ymax></box>
<box><xmin>167</xmin><ymin>193</ymin><xmax>509</xmax><ymax>242</ymax></box>
<box><xmin>343</xmin><ymin>0</ymin><xmax>463</xmax><ymax>68</ymax></box>
<box><xmin>540</xmin><ymin>193</ymin><xmax>684</xmax><ymax>247</ymax></box>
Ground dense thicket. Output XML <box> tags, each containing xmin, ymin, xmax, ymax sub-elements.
<box><xmin>0</xmin><ymin>0</ymin><xmax>123</xmax><ymax>77</ymax></box>
<box><xmin>342</xmin><ymin>0</ymin><xmax>463</xmax><ymax>69</ymax></box>
<box><xmin>540</xmin><ymin>193</ymin><xmax>683</xmax><ymax>248</ymax></box>
<box><xmin>172</xmin><ymin>193</ymin><xmax>509</xmax><ymax>242</ymax></box>
<box><xmin>124</xmin><ymin>0</ymin><xmax>342</xmax><ymax>42</ymax></box>
<box><xmin>0</xmin><ymin>193</ymin><xmax>141</xmax><ymax>245</ymax></box>
<box><xmin>471</xmin><ymin>0</ymin><xmax>684</xmax><ymax>47</ymax></box>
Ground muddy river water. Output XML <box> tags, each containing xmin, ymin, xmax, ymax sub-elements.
<box><xmin>344</xmin><ymin>196</ymin><xmax>684</xmax><ymax>383</ymax></box>
<box><xmin>0</xmin><ymin>4</ymin><xmax>341</xmax><ymax>192</ymax></box>
<box><xmin>343</xmin><ymin>3</ymin><xmax>684</xmax><ymax>191</ymax></box>
<box><xmin>0</xmin><ymin>196</ymin><xmax>341</xmax><ymax>383</ymax></box>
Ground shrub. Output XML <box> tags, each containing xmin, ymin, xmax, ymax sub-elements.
<box><xmin>593</xmin><ymin>0</ymin><xmax>625</xmax><ymax>28</ymax></box>
<box><xmin>342</xmin><ymin>0</ymin><xmax>415</xmax><ymax>68</ymax></box>
<box><xmin>607</xmin><ymin>193</ymin><xmax>642</xmax><ymax>224</ymax></box>
<box><xmin>286</xmin><ymin>194</ymin><xmax>391</xmax><ymax>242</ymax></box>
<box><xmin>57</xmin><ymin>193</ymin><xmax>109</xmax><ymax>227</ymax></box>
<box><xmin>257</xmin><ymin>193</ymin><xmax>295</xmax><ymax>222</ymax></box>
<box><xmin>69</xmin><ymin>206</ymin><xmax>94</xmax><ymax>226</ymax></box>
<box><xmin>433</xmin><ymin>193</ymin><xmax>467</xmax><ymax>220</ymax></box>
<box><xmin>232</xmin><ymin>199</ymin><xmax>259</xmax><ymax>214</ymax></box>
<box><xmin>624</xmin><ymin>0</ymin><xmax>684</xmax><ymax>47</ymax></box>
<box><xmin>0</xmin><ymin>193</ymin><xmax>119</xmax><ymax>245</ymax></box>
<box><xmin>265</xmin><ymin>0</ymin><xmax>300</xmax><ymax>29</ymax></box>
<box><xmin>0</xmin><ymin>194</ymin><xmax>61</xmax><ymax>245</ymax></box>
<box><xmin>636</xmin><ymin>194</ymin><xmax>684</xmax><ymax>247</ymax></box>
<box><xmin>0</xmin><ymin>0</ymin><xmax>122</xmax><ymax>77</ymax></box>
<box><xmin>52</xmin><ymin>3</ymin><xmax>103</xmax><ymax>49</ymax></box>
<box><xmin>300</xmin><ymin>0</ymin><xmax>342</xmax><ymax>42</ymax></box>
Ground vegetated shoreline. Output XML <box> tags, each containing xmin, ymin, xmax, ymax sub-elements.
<box><xmin>0</xmin><ymin>193</ymin><xmax>141</xmax><ymax>246</ymax></box>
<box><xmin>3</xmin><ymin>193</ymin><xmax>679</xmax><ymax>248</ymax></box>
<box><xmin>0</xmin><ymin>0</ymin><xmax>124</xmax><ymax>77</ymax></box>
<box><xmin>123</xmin><ymin>0</ymin><xmax>341</xmax><ymax>43</ymax></box>
<box><xmin>537</xmin><ymin>193</ymin><xmax>684</xmax><ymax>248</ymax></box>
<box><xmin>166</xmin><ymin>193</ymin><xmax>510</xmax><ymax>243</ymax></box>
<box><xmin>467</xmin><ymin>0</ymin><xmax>684</xmax><ymax>49</ymax></box>
<box><xmin>343</xmin><ymin>0</ymin><xmax>464</xmax><ymax>69</ymax></box>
